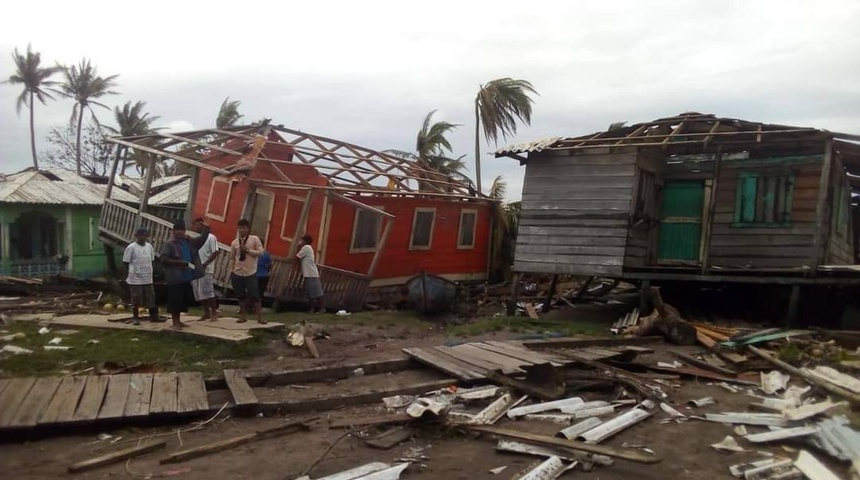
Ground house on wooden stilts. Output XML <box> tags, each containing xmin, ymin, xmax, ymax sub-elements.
<box><xmin>98</xmin><ymin>124</ymin><xmax>494</xmax><ymax>310</ymax></box>
<box><xmin>496</xmin><ymin>113</ymin><xmax>860</xmax><ymax>323</ymax></box>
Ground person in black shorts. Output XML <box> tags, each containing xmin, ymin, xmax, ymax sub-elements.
<box><xmin>160</xmin><ymin>220</ymin><xmax>210</xmax><ymax>329</ymax></box>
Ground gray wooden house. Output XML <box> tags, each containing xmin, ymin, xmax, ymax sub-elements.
<box><xmin>497</xmin><ymin>113</ymin><xmax>860</xmax><ymax>319</ymax></box>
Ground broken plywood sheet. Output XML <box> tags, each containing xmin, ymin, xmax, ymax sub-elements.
<box><xmin>46</xmin><ymin>313</ymin><xmax>282</xmax><ymax>342</ymax></box>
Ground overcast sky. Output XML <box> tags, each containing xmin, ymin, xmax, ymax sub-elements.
<box><xmin>2</xmin><ymin>0</ymin><xmax>860</xmax><ymax>201</ymax></box>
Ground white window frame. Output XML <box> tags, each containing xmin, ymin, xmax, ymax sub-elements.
<box><xmin>409</xmin><ymin>207</ymin><xmax>436</xmax><ymax>251</ymax></box>
<box><xmin>349</xmin><ymin>206</ymin><xmax>385</xmax><ymax>253</ymax></box>
<box><xmin>204</xmin><ymin>177</ymin><xmax>234</xmax><ymax>221</ymax></box>
<box><xmin>279</xmin><ymin>195</ymin><xmax>307</xmax><ymax>243</ymax></box>
<box><xmin>457</xmin><ymin>209</ymin><xmax>478</xmax><ymax>250</ymax></box>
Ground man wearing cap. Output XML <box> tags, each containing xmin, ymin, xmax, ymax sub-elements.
<box><xmin>123</xmin><ymin>228</ymin><xmax>157</xmax><ymax>326</ymax></box>
<box><xmin>230</xmin><ymin>219</ymin><xmax>266</xmax><ymax>324</ymax></box>
<box><xmin>192</xmin><ymin>217</ymin><xmax>220</xmax><ymax>323</ymax></box>
<box><xmin>160</xmin><ymin>220</ymin><xmax>210</xmax><ymax>329</ymax></box>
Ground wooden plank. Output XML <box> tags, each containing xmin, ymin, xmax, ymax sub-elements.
<box><xmin>453</xmin><ymin>344</ymin><xmax>532</xmax><ymax>372</ymax></box>
<box><xmin>515</xmin><ymin>234</ymin><xmax>627</xmax><ymax>247</ymax></box>
<box><xmin>98</xmin><ymin>374</ymin><xmax>132</xmax><ymax>420</ymax></box>
<box><xmin>149</xmin><ymin>372</ymin><xmax>179</xmax><ymax>414</ymax></box>
<box><xmin>515</xmin><ymin>244</ymin><xmax>627</xmax><ymax>257</ymax></box>
<box><xmin>329</xmin><ymin>412</ymin><xmax>413</xmax><ymax>429</ymax></box>
<box><xmin>477</xmin><ymin>341</ymin><xmax>565</xmax><ymax>366</ymax></box>
<box><xmin>73</xmin><ymin>376</ymin><xmax>110</xmax><ymax>421</ymax></box>
<box><xmin>160</xmin><ymin>420</ymin><xmax>313</xmax><ymax>464</ymax></box>
<box><xmin>365</xmin><ymin>427</ymin><xmax>413</xmax><ymax>450</ymax></box>
<box><xmin>224</xmin><ymin>370</ymin><xmax>259</xmax><ymax>407</ymax></box>
<box><xmin>470</xmin><ymin>426</ymin><xmax>660</xmax><ymax>464</ymax></box>
<box><xmin>177</xmin><ymin>372</ymin><xmax>209</xmax><ymax>413</ymax></box>
<box><xmin>515</xmin><ymin>253</ymin><xmax>624</xmax><ymax>266</ymax></box>
<box><xmin>124</xmin><ymin>373</ymin><xmax>154</xmax><ymax>418</ymax></box>
<box><xmin>522</xmin><ymin>336</ymin><xmax>663</xmax><ymax>350</ymax></box>
<box><xmin>525</xmin><ymin>303</ymin><xmax>540</xmax><ymax>320</ymax></box>
<box><xmin>7</xmin><ymin>377</ymin><xmax>62</xmax><ymax>427</ymax></box>
<box><xmin>68</xmin><ymin>441</ymin><xmax>167</xmax><ymax>473</ymax></box>
<box><xmin>39</xmin><ymin>376</ymin><xmax>87</xmax><ymax>425</ymax></box>
<box><xmin>436</xmin><ymin>346</ymin><xmax>523</xmax><ymax>375</ymax></box>
<box><xmin>0</xmin><ymin>378</ymin><xmax>37</xmax><ymax>426</ymax></box>
<box><xmin>402</xmin><ymin>347</ymin><xmax>484</xmax><ymax>381</ymax></box>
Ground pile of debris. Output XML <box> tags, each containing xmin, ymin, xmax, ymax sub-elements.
<box><xmin>0</xmin><ymin>291</ymin><xmax>104</xmax><ymax>319</ymax></box>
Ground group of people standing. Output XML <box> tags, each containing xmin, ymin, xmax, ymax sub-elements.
<box><xmin>121</xmin><ymin>218</ymin><xmax>323</xmax><ymax>328</ymax></box>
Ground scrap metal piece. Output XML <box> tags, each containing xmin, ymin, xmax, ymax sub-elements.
<box><xmin>808</xmin><ymin>415</ymin><xmax>860</xmax><ymax>461</ymax></box>
<box><xmin>406</xmin><ymin>398</ymin><xmax>447</xmax><ymax>418</ymax></box>
<box><xmin>559</xmin><ymin>406</ymin><xmax>616</xmax><ymax>419</ymax></box>
<box><xmin>783</xmin><ymin>400</ymin><xmax>841</xmax><ymax>421</ymax></box>
<box><xmin>761</xmin><ymin>371</ymin><xmax>791</xmax><ymax>395</ymax></box>
<box><xmin>576</xmin><ymin>406</ymin><xmax>654</xmax><ymax>444</ymax></box>
<box><xmin>495</xmin><ymin>440</ymin><xmax>614</xmax><ymax>467</ymax></box>
<box><xmin>524</xmin><ymin>414</ymin><xmax>580</xmax><ymax>425</ymax></box>
<box><xmin>558</xmin><ymin>400</ymin><xmax>612</xmax><ymax>413</ymax></box>
<box><xmin>456</xmin><ymin>386</ymin><xmax>501</xmax><ymax>401</ymax></box>
<box><xmin>793</xmin><ymin>451</ymin><xmax>840</xmax><ymax>480</ymax></box>
<box><xmin>741</xmin><ymin>459</ymin><xmax>796</xmax><ymax>480</ymax></box>
<box><xmin>804</xmin><ymin>366</ymin><xmax>860</xmax><ymax>394</ymax></box>
<box><xmin>660</xmin><ymin>402</ymin><xmax>687</xmax><ymax>419</ymax></box>
<box><xmin>511</xmin><ymin>456</ymin><xmax>573</xmax><ymax>480</ymax></box>
<box><xmin>730</xmin><ymin>458</ymin><xmax>786</xmax><ymax>478</ymax></box>
<box><xmin>688</xmin><ymin>397</ymin><xmax>716</xmax><ymax>408</ymax></box>
<box><xmin>558</xmin><ymin>417</ymin><xmax>603</xmax><ymax>440</ymax></box>
<box><xmin>488</xmin><ymin>466</ymin><xmax>507</xmax><ymax>475</ymax></box>
<box><xmin>470</xmin><ymin>393</ymin><xmax>527</xmax><ymax>425</ymax></box>
<box><xmin>712</xmin><ymin>435</ymin><xmax>747</xmax><ymax>453</ymax></box>
<box><xmin>745</xmin><ymin>427</ymin><xmax>820</xmax><ymax>444</ymax></box>
<box><xmin>507</xmin><ymin>397</ymin><xmax>584</xmax><ymax>419</ymax></box>
<box><xmin>304</xmin><ymin>462</ymin><xmax>409</xmax><ymax>480</ymax></box>
<box><xmin>704</xmin><ymin>413</ymin><xmax>789</xmax><ymax>427</ymax></box>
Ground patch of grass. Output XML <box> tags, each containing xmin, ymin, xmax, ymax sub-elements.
<box><xmin>0</xmin><ymin>323</ymin><xmax>280</xmax><ymax>378</ymax></box>
<box><xmin>777</xmin><ymin>343</ymin><xmax>804</xmax><ymax>365</ymax></box>
<box><xmin>445</xmin><ymin>314</ymin><xmax>610</xmax><ymax>339</ymax></box>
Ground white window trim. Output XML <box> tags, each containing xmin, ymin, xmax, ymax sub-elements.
<box><xmin>279</xmin><ymin>195</ymin><xmax>307</xmax><ymax>243</ymax></box>
<box><xmin>205</xmin><ymin>177</ymin><xmax>233</xmax><ymax>221</ymax></box>
<box><xmin>251</xmin><ymin>189</ymin><xmax>275</xmax><ymax>246</ymax></box>
<box><xmin>349</xmin><ymin>206</ymin><xmax>384</xmax><ymax>253</ymax></box>
<box><xmin>457</xmin><ymin>208</ymin><xmax>478</xmax><ymax>250</ymax></box>
<box><xmin>409</xmin><ymin>207</ymin><xmax>436</xmax><ymax>251</ymax></box>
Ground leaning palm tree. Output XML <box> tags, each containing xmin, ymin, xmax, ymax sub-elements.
<box><xmin>216</xmin><ymin>97</ymin><xmax>242</xmax><ymax>128</ymax></box>
<box><xmin>416</xmin><ymin>110</ymin><xmax>458</xmax><ymax>162</ymax></box>
<box><xmin>106</xmin><ymin>100</ymin><xmax>161</xmax><ymax>174</ymax></box>
<box><xmin>474</xmin><ymin>78</ymin><xmax>538</xmax><ymax>195</ymax></box>
<box><xmin>56</xmin><ymin>59</ymin><xmax>119</xmax><ymax>175</ymax></box>
<box><xmin>3</xmin><ymin>45</ymin><xmax>61</xmax><ymax>169</ymax></box>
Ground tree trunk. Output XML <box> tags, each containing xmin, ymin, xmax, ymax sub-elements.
<box><xmin>29</xmin><ymin>92</ymin><xmax>38</xmax><ymax>170</ymax></box>
<box><xmin>474</xmin><ymin>100</ymin><xmax>482</xmax><ymax>196</ymax></box>
<box><xmin>75</xmin><ymin>106</ymin><xmax>84</xmax><ymax>176</ymax></box>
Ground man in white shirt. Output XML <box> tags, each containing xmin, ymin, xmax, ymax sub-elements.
<box><xmin>123</xmin><ymin>228</ymin><xmax>156</xmax><ymax>326</ymax></box>
<box><xmin>295</xmin><ymin>234</ymin><xmax>324</xmax><ymax>313</ymax></box>
<box><xmin>192</xmin><ymin>217</ymin><xmax>220</xmax><ymax>322</ymax></box>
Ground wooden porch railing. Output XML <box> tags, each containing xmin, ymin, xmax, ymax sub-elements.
<box><xmin>99</xmin><ymin>198</ymin><xmax>370</xmax><ymax>310</ymax></box>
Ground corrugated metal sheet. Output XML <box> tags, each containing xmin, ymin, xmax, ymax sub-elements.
<box><xmin>495</xmin><ymin>137</ymin><xmax>562</xmax><ymax>156</ymax></box>
<box><xmin>149</xmin><ymin>178</ymin><xmax>190</xmax><ymax>205</ymax></box>
<box><xmin>808</xmin><ymin>415</ymin><xmax>860</xmax><ymax>461</ymax></box>
<box><xmin>0</xmin><ymin>169</ymin><xmax>137</xmax><ymax>205</ymax></box>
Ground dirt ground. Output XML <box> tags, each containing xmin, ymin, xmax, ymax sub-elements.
<box><xmin>0</xmin><ymin>342</ymin><xmax>832</xmax><ymax>480</ymax></box>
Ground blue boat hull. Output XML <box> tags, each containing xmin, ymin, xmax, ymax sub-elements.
<box><xmin>406</xmin><ymin>273</ymin><xmax>457</xmax><ymax>314</ymax></box>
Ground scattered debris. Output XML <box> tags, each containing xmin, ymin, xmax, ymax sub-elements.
<box><xmin>510</xmin><ymin>456</ymin><xmax>573</xmax><ymax>480</ymax></box>
<box><xmin>365</xmin><ymin>427</ymin><xmax>413</xmax><ymax>450</ymax></box>
<box><xmin>783</xmin><ymin>400</ymin><xmax>841</xmax><ymax>421</ymax></box>
<box><xmin>557</xmin><ymin>417</ymin><xmax>603</xmax><ymax>440</ymax></box>
<box><xmin>760</xmin><ymin>371</ymin><xmax>791</xmax><ymax>395</ymax></box>
<box><xmin>507</xmin><ymin>397</ymin><xmax>584</xmax><ymax>419</ymax></box>
<box><xmin>1</xmin><ymin>344</ymin><xmax>32</xmax><ymax>355</ymax></box>
<box><xmin>745</xmin><ymin>427</ymin><xmax>820</xmax><ymax>444</ymax></box>
<box><xmin>704</xmin><ymin>413</ymin><xmax>789</xmax><ymax>427</ymax></box>
<box><xmin>296</xmin><ymin>462</ymin><xmax>409</xmax><ymax>480</ymax></box>
<box><xmin>68</xmin><ymin>440</ymin><xmax>167</xmax><ymax>473</ymax></box>
<box><xmin>793</xmin><ymin>450</ymin><xmax>840</xmax><ymax>480</ymax></box>
<box><xmin>488</xmin><ymin>466</ymin><xmax>507</xmax><ymax>475</ymax></box>
<box><xmin>0</xmin><ymin>332</ymin><xmax>25</xmax><ymax>342</ymax></box>
<box><xmin>711</xmin><ymin>436</ymin><xmax>747</xmax><ymax>453</ymax></box>
<box><xmin>688</xmin><ymin>397</ymin><xmax>716</xmax><ymax>408</ymax></box>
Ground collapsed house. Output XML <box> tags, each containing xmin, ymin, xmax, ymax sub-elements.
<box><xmin>97</xmin><ymin>124</ymin><xmax>495</xmax><ymax>309</ymax></box>
<box><xmin>496</xmin><ymin>113</ymin><xmax>860</xmax><ymax>322</ymax></box>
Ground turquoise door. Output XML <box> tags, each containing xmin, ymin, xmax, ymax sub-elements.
<box><xmin>658</xmin><ymin>180</ymin><xmax>705</xmax><ymax>263</ymax></box>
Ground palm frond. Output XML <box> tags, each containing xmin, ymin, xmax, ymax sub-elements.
<box><xmin>416</xmin><ymin>110</ymin><xmax>459</xmax><ymax>162</ymax></box>
<box><xmin>5</xmin><ymin>44</ymin><xmax>61</xmax><ymax>114</ymax></box>
<box><xmin>217</xmin><ymin>97</ymin><xmax>243</xmax><ymax>128</ymax></box>
<box><xmin>487</xmin><ymin>175</ymin><xmax>507</xmax><ymax>200</ymax></box>
<box><xmin>608</xmin><ymin>121</ymin><xmax>628</xmax><ymax>131</ymax></box>
<box><xmin>476</xmin><ymin>78</ymin><xmax>538</xmax><ymax>145</ymax></box>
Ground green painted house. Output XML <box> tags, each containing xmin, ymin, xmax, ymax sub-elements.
<box><xmin>0</xmin><ymin>168</ymin><xmax>138</xmax><ymax>279</ymax></box>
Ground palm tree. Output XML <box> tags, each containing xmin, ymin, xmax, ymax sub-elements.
<box><xmin>106</xmin><ymin>100</ymin><xmax>161</xmax><ymax>174</ymax></box>
<box><xmin>216</xmin><ymin>97</ymin><xmax>242</xmax><ymax>128</ymax></box>
<box><xmin>56</xmin><ymin>59</ymin><xmax>119</xmax><ymax>175</ymax></box>
<box><xmin>3</xmin><ymin>45</ymin><xmax>61</xmax><ymax>169</ymax></box>
<box><xmin>608</xmin><ymin>121</ymin><xmax>628</xmax><ymax>131</ymax></box>
<box><xmin>414</xmin><ymin>110</ymin><xmax>470</xmax><ymax>180</ymax></box>
<box><xmin>486</xmin><ymin>175</ymin><xmax>521</xmax><ymax>281</ymax></box>
<box><xmin>474</xmin><ymin>78</ymin><xmax>538</xmax><ymax>195</ymax></box>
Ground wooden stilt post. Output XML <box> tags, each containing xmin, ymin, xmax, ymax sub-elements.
<box><xmin>137</xmin><ymin>158</ymin><xmax>156</xmax><ymax>219</ymax></box>
<box><xmin>506</xmin><ymin>273</ymin><xmax>521</xmax><ymax>316</ymax></box>
<box><xmin>639</xmin><ymin>279</ymin><xmax>652</xmax><ymax>314</ymax></box>
<box><xmin>542</xmin><ymin>274</ymin><xmax>558</xmax><ymax>313</ymax></box>
<box><xmin>787</xmin><ymin>284</ymin><xmax>801</xmax><ymax>327</ymax></box>
<box><xmin>105</xmin><ymin>146</ymin><xmax>122</xmax><ymax>199</ymax></box>
<box><xmin>367</xmin><ymin>216</ymin><xmax>393</xmax><ymax>279</ymax></box>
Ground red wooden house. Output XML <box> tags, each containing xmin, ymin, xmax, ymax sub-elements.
<box><xmin>98</xmin><ymin>124</ymin><xmax>494</xmax><ymax>309</ymax></box>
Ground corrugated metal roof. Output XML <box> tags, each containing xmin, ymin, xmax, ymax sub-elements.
<box><xmin>149</xmin><ymin>178</ymin><xmax>190</xmax><ymax>205</ymax></box>
<box><xmin>0</xmin><ymin>169</ymin><xmax>138</xmax><ymax>205</ymax></box>
<box><xmin>495</xmin><ymin>137</ymin><xmax>562</xmax><ymax>156</ymax></box>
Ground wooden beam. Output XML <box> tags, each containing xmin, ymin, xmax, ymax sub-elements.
<box><xmin>329</xmin><ymin>192</ymin><xmax>395</xmax><ymax>219</ymax></box>
<box><xmin>469</xmin><ymin>426</ymin><xmax>661</xmax><ymax>464</ymax></box>
<box><xmin>105</xmin><ymin>146</ymin><xmax>122</xmax><ymax>199</ymax></box>
<box><xmin>106</xmin><ymin>137</ymin><xmax>230</xmax><ymax>175</ymax></box>
<box><xmin>700</xmin><ymin>150</ymin><xmax>722</xmax><ymax>274</ymax></box>
<box><xmin>137</xmin><ymin>158</ymin><xmax>156</xmax><ymax>217</ymax></box>
<box><xmin>185</xmin><ymin>168</ymin><xmax>200</xmax><ymax>224</ymax></box>
<box><xmin>157</xmin><ymin>132</ymin><xmax>243</xmax><ymax>156</ymax></box>
<box><xmin>160</xmin><ymin>420</ymin><xmax>315</xmax><ymax>464</ymax></box>
<box><xmin>288</xmin><ymin>190</ymin><xmax>314</xmax><ymax>258</ymax></box>
<box><xmin>811</xmin><ymin>139</ymin><xmax>834</xmax><ymax>273</ymax></box>
<box><xmin>68</xmin><ymin>441</ymin><xmax>167</xmax><ymax>473</ymax></box>
<box><xmin>522</xmin><ymin>336</ymin><xmax>664</xmax><ymax>350</ymax></box>
<box><xmin>367</xmin><ymin>216</ymin><xmax>394</xmax><ymax>278</ymax></box>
